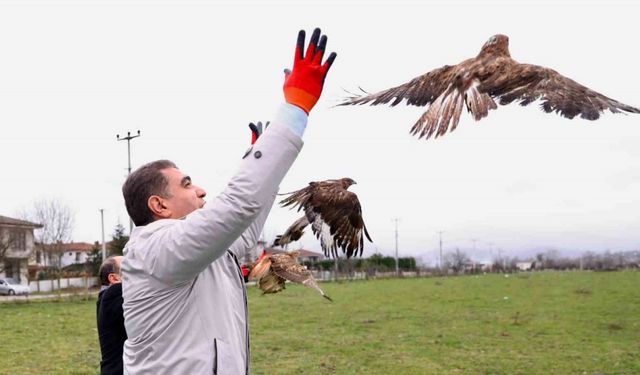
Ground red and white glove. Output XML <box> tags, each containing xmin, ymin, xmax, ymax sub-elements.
<box><xmin>283</xmin><ymin>28</ymin><xmax>337</xmax><ymax>114</ymax></box>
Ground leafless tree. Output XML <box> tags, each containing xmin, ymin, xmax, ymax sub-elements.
<box><xmin>0</xmin><ymin>230</ymin><xmax>19</xmax><ymax>274</ymax></box>
<box><xmin>444</xmin><ymin>248</ymin><xmax>471</xmax><ymax>273</ymax></box>
<box><xmin>20</xmin><ymin>198</ymin><xmax>74</xmax><ymax>293</ymax></box>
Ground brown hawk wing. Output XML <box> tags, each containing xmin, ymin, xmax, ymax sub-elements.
<box><xmin>339</xmin><ymin>59</ymin><xmax>500</xmax><ymax>139</ymax></box>
<box><xmin>340</xmin><ymin>64</ymin><xmax>458</xmax><ymax>107</ymax></box>
<box><xmin>279</xmin><ymin>179</ymin><xmax>372</xmax><ymax>259</ymax></box>
<box><xmin>271</xmin><ymin>252</ymin><xmax>332</xmax><ymax>301</ymax></box>
<box><xmin>305</xmin><ymin>186</ymin><xmax>372</xmax><ymax>259</ymax></box>
<box><xmin>257</xmin><ymin>271</ymin><xmax>286</xmax><ymax>295</ymax></box>
<box><xmin>480</xmin><ymin>63</ymin><xmax>640</xmax><ymax>120</ymax></box>
<box><xmin>248</xmin><ymin>254</ymin><xmax>272</xmax><ymax>281</ymax></box>
<box><xmin>248</xmin><ymin>255</ymin><xmax>287</xmax><ymax>295</ymax></box>
<box><xmin>273</xmin><ymin>216</ymin><xmax>310</xmax><ymax>247</ymax></box>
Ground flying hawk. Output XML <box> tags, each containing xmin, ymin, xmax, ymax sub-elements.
<box><xmin>272</xmin><ymin>216</ymin><xmax>309</xmax><ymax>248</ymax></box>
<box><xmin>248</xmin><ymin>251</ymin><xmax>332</xmax><ymax>301</ymax></box>
<box><xmin>278</xmin><ymin>177</ymin><xmax>372</xmax><ymax>259</ymax></box>
<box><xmin>339</xmin><ymin>34</ymin><xmax>640</xmax><ymax>139</ymax></box>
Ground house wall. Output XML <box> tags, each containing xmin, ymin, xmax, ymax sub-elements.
<box><xmin>1</xmin><ymin>227</ymin><xmax>36</xmax><ymax>285</ymax></box>
<box><xmin>0</xmin><ymin>259</ymin><xmax>29</xmax><ymax>285</ymax></box>
<box><xmin>59</xmin><ymin>251</ymin><xmax>90</xmax><ymax>268</ymax></box>
<box><xmin>29</xmin><ymin>276</ymin><xmax>98</xmax><ymax>293</ymax></box>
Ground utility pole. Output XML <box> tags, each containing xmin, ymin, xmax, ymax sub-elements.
<box><xmin>437</xmin><ymin>231</ymin><xmax>444</xmax><ymax>272</ymax></box>
<box><xmin>470</xmin><ymin>238</ymin><xmax>478</xmax><ymax>272</ymax></box>
<box><xmin>117</xmin><ymin>130</ymin><xmax>141</xmax><ymax>234</ymax></box>
<box><xmin>100</xmin><ymin>209</ymin><xmax>106</xmax><ymax>261</ymax></box>
<box><xmin>393</xmin><ymin>218</ymin><xmax>400</xmax><ymax>277</ymax></box>
<box><xmin>579</xmin><ymin>255</ymin><xmax>583</xmax><ymax>271</ymax></box>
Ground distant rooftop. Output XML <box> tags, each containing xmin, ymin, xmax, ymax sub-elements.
<box><xmin>0</xmin><ymin>215</ymin><xmax>42</xmax><ymax>228</ymax></box>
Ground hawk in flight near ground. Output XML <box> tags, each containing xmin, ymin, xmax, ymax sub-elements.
<box><xmin>339</xmin><ymin>34</ymin><xmax>640</xmax><ymax>139</ymax></box>
<box><xmin>248</xmin><ymin>251</ymin><xmax>332</xmax><ymax>301</ymax></box>
<box><xmin>278</xmin><ymin>178</ymin><xmax>372</xmax><ymax>259</ymax></box>
<box><xmin>272</xmin><ymin>216</ymin><xmax>309</xmax><ymax>248</ymax></box>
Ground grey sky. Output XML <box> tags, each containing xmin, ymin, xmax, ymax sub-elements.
<box><xmin>1</xmin><ymin>0</ymin><xmax>638</xmax><ymax>265</ymax></box>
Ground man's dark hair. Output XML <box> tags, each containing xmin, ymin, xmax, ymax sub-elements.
<box><xmin>122</xmin><ymin>159</ymin><xmax>177</xmax><ymax>226</ymax></box>
<box><xmin>99</xmin><ymin>256</ymin><xmax>121</xmax><ymax>286</ymax></box>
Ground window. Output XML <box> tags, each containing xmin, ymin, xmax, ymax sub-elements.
<box><xmin>75</xmin><ymin>252</ymin><xmax>81</xmax><ymax>262</ymax></box>
<box><xmin>9</xmin><ymin>230</ymin><xmax>26</xmax><ymax>251</ymax></box>
<box><xmin>4</xmin><ymin>261</ymin><xmax>13</xmax><ymax>278</ymax></box>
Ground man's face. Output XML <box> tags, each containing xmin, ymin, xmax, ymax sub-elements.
<box><xmin>158</xmin><ymin>167</ymin><xmax>207</xmax><ymax>219</ymax></box>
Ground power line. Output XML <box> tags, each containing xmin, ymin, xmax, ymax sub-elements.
<box><xmin>437</xmin><ymin>230</ymin><xmax>444</xmax><ymax>271</ymax></box>
<box><xmin>393</xmin><ymin>218</ymin><xmax>400</xmax><ymax>277</ymax></box>
<box><xmin>100</xmin><ymin>209</ymin><xmax>106</xmax><ymax>261</ymax></box>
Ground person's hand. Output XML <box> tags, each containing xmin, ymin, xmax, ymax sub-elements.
<box><xmin>283</xmin><ymin>28</ymin><xmax>337</xmax><ymax>114</ymax></box>
<box><xmin>248</xmin><ymin>121</ymin><xmax>269</xmax><ymax>145</ymax></box>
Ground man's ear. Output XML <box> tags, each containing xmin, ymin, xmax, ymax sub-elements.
<box><xmin>148</xmin><ymin>195</ymin><xmax>171</xmax><ymax>219</ymax></box>
<box><xmin>107</xmin><ymin>273</ymin><xmax>121</xmax><ymax>285</ymax></box>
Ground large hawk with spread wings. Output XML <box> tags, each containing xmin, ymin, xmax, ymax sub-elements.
<box><xmin>277</xmin><ymin>178</ymin><xmax>372</xmax><ymax>259</ymax></box>
<box><xmin>248</xmin><ymin>251</ymin><xmax>332</xmax><ymax>301</ymax></box>
<box><xmin>339</xmin><ymin>34</ymin><xmax>640</xmax><ymax>139</ymax></box>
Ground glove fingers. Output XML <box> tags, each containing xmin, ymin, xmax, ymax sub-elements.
<box><xmin>313</xmin><ymin>35</ymin><xmax>327</xmax><ymax>64</ymax></box>
<box><xmin>305</xmin><ymin>28</ymin><xmax>320</xmax><ymax>60</ymax></box>
<box><xmin>295</xmin><ymin>30</ymin><xmax>305</xmax><ymax>61</ymax></box>
<box><xmin>321</xmin><ymin>52</ymin><xmax>337</xmax><ymax>74</ymax></box>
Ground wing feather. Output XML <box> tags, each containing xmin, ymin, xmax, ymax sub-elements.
<box><xmin>273</xmin><ymin>216</ymin><xmax>310</xmax><ymax>247</ymax></box>
<box><xmin>339</xmin><ymin>65</ymin><xmax>458</xmax><ymax>107</ymax></box>
<box><xmin>481</xmin><ymin>63</ymin><xmax>640</xmax><ymax>120</ymax></box>
<box><xmin>271</xmin><ymin>253</ymin><xmax>332</xmax><ymax>301</ymax></box>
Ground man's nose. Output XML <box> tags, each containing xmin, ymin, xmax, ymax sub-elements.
<box><xmin>197</xmin><ymin>187</ymin><xmax>207</xmax><ymax>198</ymax></box>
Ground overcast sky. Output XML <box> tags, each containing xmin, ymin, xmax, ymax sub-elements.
<box><xmin>1</xmin><ymin>0</ymin><xmax>638</xmax><ymax>265</ymax></box>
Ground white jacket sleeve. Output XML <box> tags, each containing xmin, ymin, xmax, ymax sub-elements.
<box><xmin>143</xmin><ymin>105</ymin><xmax>305</xmax><ymax>284</ymax></box>
<box><xmin>227</xmin><ymin>192</ymin><xmax>276</xmax><ymax>260</ymax></box>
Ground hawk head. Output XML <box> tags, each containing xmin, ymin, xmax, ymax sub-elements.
<box><xmin>479</xmin><ymin>34</ymin><xmax>510</xmax><ymax>58</ymax></box>
<box><xmin>340</xmin><ymin>177</ymin><xmax>357</xmax><ymax>189</ymax></box>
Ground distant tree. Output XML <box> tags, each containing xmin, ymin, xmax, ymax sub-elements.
<box><xmin>0</xmin><ymin>229</ymin><xmax>20</xmax><ymax>274</ymax></box>
<box><xmin>543</xmin><ymin>249</ymin><xmax>561</xmax><ymax>269</ymax></box>
<box><xmin>535</xmin><ymin>253</ymin><xmax>545</xmax><ymax>269</ymax></box>
<box><xmin>85</xmin><ymin>241</ymin><xmax>103</xmax><ymax>276</ymax></box>
<box><xmin>108</xmin><ymin>222</ymin><xmax>129</xmax><ymax>256</ymax></box>
<box><xmin>20</xmin><ymin>198</ymin><xmax>74</xmax><ymax>295</ymax></box>
<box><xmin>398</xmin><ymin>257</ymin><xmax>417</xmax><ymax>271</ymax></box>
<box><xmin>365</xmin><ymin>253</ymin><xmax>396</xmax><ymax>272</ymax></box>
<box><xmin>600</xmin><ymin>251</ymin><xmax>616</xmax><ymax>270</ymax></box>
<box><xmin>627</xmin><ymin>250</ymin><xmax>640</xmax><ymax>268</ymax></box>
<box><xmin>445</xmin><ymin>248</ymin><xmax>471</xmax><ymax>273</ymax></box>
<box><xmin>582</xmin><ymin>251</ymin><xmax>597</xmax><ymax>270</ymax></box>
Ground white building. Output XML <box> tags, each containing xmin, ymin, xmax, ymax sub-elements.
<box><xmin>0</xmin><ymin>215</ymin><xmax>42</xmax><ymax>285</ymax></box>
<box><xmin>516</xmin><ymin>262</ymin><xmax>534</xmax><ymax>271</ymax></box>
<box><xmin>33</xmin><ymin>242</ymin><xmax>97</xmax><ymax>269</ymax></box>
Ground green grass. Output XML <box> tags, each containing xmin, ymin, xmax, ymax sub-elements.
<box><xmin>1</xmin><ymin>271</ymin><xmax>639</xmax><ymax>374</ymax></box>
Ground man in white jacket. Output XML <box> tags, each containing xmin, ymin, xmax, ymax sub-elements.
<box><xmin>120</xmin><ymin>28</ymin><xmax>336</xmax><ymax>374</ymax></box>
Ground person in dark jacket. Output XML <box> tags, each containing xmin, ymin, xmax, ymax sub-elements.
<box><xmin>97</xmin><ymin>255</ymin><xmax>126</xmax><ymax>375</ymax></box>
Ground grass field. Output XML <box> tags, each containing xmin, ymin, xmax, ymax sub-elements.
<box><xmin>1</xmin><ymin>271</ymin><xmax>638</xmax><ymax>374</ymax></box>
